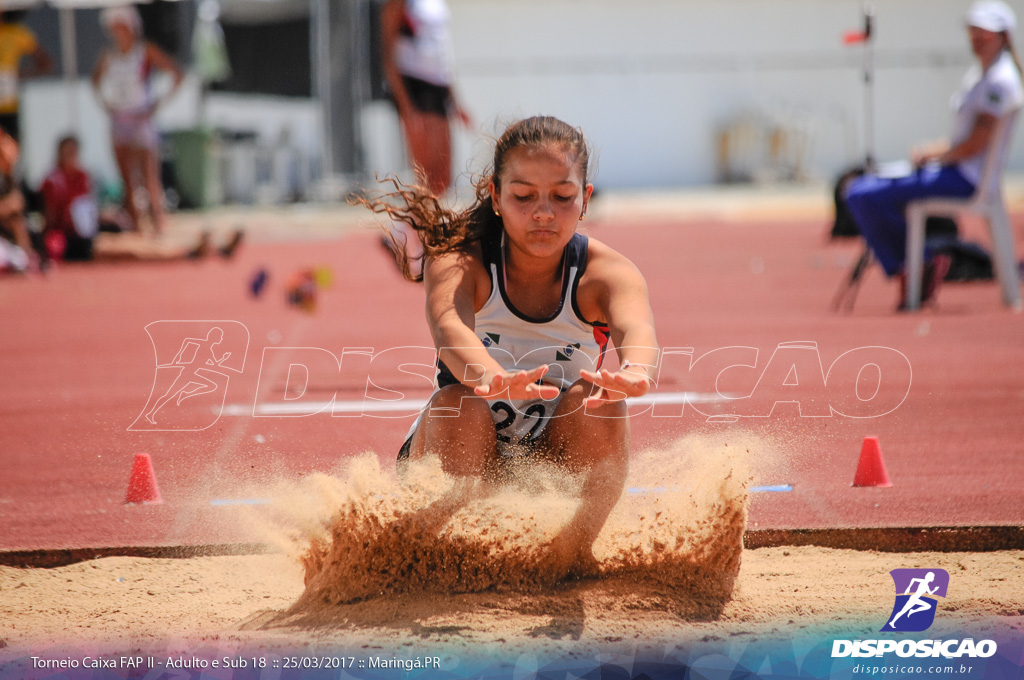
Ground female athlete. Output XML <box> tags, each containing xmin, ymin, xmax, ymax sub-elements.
<box><xmin>363</xmin><ymin>116</ymin><xmax>659</xmax><ymax>580</ymax></box>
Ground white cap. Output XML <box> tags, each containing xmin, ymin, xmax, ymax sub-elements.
<box><xmin>968</xmin><ymin>1</ymin><xmax>1016</xmax><ymax>34</ymax></box>
<box><xmin>101</xmin><ymin>5</ymin><xmax>142</xmax><ymax>36</ymax></box>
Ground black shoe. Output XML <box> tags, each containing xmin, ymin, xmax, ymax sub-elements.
<box><xmin>186</xmin><ymin>231</ymin><xmax>212</xmax><ymax>259</ymax></box>
<box><xmin>219</xmin><ymin>229</ymin><xmax>244</xmax><ymax>259</ymax></box>
<box><xmin>897</xmin><ymin>254</ymin><xmax>952</xmax><ymax>311</ymax></box>
<box><xmin>922</xmin><ymin>254</ymin><xmax>952</xmax><ymax>304</ymax></box>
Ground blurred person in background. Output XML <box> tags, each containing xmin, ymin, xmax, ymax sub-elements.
<box><xmin>0</xmin><ymin>8</ymin><xmax>52</xmax><ymax>218</ymax></box>
<box><xmin>379</xmin><ymin>0</ymin><xmax>472</xmax><ymax>276</ymax></box>
<box><xmin>845</xmin><ymin>0</ymin><xmax>1023</xmax><ymax>310</ymax></box>
<box><xmin>92</xmin><ymin>4</ymin><xmax>182</xmax><ymax>237</ymax></box>
<box><xmin>0</xmin><ymin>8</ymin><xmax>51</xmax><ymax>145</ymax></box>
<box><xmin>40</xmin><ymin>134</ymin><xmax>242</xmax><ymax>264</ymax></box>
<box><xmin>41</xmin><ymin>134</ymin><xmax>123</xmax><ymax>262</ymax></box>
<box><xmin>0</xmin><ymin>125</ymin><xmax>33</xmax><ymax>273</ymax></box>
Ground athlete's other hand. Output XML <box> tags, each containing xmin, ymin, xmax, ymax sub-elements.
<box><xmin>580</xmin><ymin>366</ymin><xmax>651</xmax><ymax>408</ymax></box>
<box><xmin>473</xmin><ymin>365</ymin><xmax>560</xmax><ymax>401</ymax></box>
<box><xmin>538</xmin><ymin>524</ymin><xmax>600</xmax><ymax>586</ymax></box>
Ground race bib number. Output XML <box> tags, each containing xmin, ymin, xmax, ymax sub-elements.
<box><xmin>491</xmin><ymin>399</ymin><xmax>550</xmax><ymax>448</ymax></box>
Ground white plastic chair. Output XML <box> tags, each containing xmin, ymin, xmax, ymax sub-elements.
<box><xmin>904</xmin><ymin>109</ymin><xmax>1022</xmax><ymax>311</ymax></box>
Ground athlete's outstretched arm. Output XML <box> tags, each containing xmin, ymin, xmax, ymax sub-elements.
<box><xmin>580</xmin><ymin>249</ymin><xmax>659</xmax><ymax>407</ymax></box>
<box><xmin>425</xmin><ymin>250</ymin><xmax>558</xmax><ymax>401</ymax></box>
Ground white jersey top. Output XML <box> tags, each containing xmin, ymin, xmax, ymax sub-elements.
<box><xmin>394</xmin><ymin>0</ymin><xmax>455</xmax><ymax>86</ymax></box>
<box><xmin>421</xmin><ymin>231</ymin><xmax>611</xmax><ymax>451</ymax></box>
<box><xmin>101</xmin><ymin>43</ymin><xmax>152</xmax><ymax>114</ymax></box>
<box><xmin>951</xmin><ymin>50</ymin><xmax>1024</xmax><ymax>190</ymax></box>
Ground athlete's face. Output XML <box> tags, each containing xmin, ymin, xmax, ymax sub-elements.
<box><xmin>490</xmin><ymin>143</ymin><xmax>592</xmax><ymax>261</ymax></box>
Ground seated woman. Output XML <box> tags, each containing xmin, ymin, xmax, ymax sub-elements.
<box><xmin>41</xmin><ymin>135</ymin><xmax>102</xmax><ymax>262</ymax></box>
<box><xmin>845</xmin><ymin>0</ymin><xmax>1023</xmax><ymax>310</ymax></box>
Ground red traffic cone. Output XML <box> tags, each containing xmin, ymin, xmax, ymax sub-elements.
<box><xmin>852</xmin><ymin>436</ymin><xmax>892</xmax><ymax>487</ymax></box>
<box><xmin>125</xmin><ymin>453</ymin><xmax>163</xmax><ymax>504</ymax></box>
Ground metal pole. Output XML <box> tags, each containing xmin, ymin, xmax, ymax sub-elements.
<box><xmin>310</xmin><ymin>0</ymin><xmax>334</xmax><ymax>178</ymax></box>
<box><xmin>58</xmin><ymin>6</ymin><xmax>78</xmax><ymax>132</ymax></box>
<box><xmin>347</xmin><ymin>0</ymin><xmax>366</xmax><ymax>176</ymax></box>
<box><xmin>862</xmin><ymin>0</ymin><xmax>875</xmax><ymax>171</ymax></box>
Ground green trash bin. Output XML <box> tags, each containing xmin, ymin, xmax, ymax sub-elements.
<box><xmin>168</xmin><ymin>128</ymin><xmax>223</xmax><ymax>209</ymax></box>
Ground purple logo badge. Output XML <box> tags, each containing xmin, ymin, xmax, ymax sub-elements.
<box><xmin>881</xmin><ymin>568</ymin><xmax>949</xmax><ymax>632</ymax></box>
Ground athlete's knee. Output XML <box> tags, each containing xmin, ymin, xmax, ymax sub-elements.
<box><xmin>426</xmin><ymin>384</ymin><xmax>491</xmax><ymax>421</ymax></box>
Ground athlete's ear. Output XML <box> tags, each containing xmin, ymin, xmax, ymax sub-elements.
<box><xmin>487</xmin><ymin>179</ymin><xmax>503</xmax><ymax>216</ymax></box>
<box><xmin>581</xmin><ymin>183</ymin><xmax>594</xmax><ymax>216</ymax></box>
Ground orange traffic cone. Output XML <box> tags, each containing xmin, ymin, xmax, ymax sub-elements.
<box><xmin>124</xmin><ymin>453</ymin><xmax>163</xmax><ymax>504</ymax></box>
<box><xmin>852</xmin><ymin>436</ymin><xmax>892</xmax><ymax>487</ymax></box>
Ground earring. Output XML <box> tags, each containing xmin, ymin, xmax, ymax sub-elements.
<box><xmin>579</xmin><ymin>213</ymin><xmax>586</xmax><ymax>222</ymax></box>
<box><xmin>494</xmin><ymin>210</ymin><xmax>501</xmax><ymax>217</ymax></box>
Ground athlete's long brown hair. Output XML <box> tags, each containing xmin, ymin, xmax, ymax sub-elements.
<box><xmin>356</xmin><ymin>116</ymin><xmax>592</xmax><ymax>282</ymax></box>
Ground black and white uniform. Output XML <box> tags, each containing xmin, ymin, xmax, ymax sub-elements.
<box><xmin>402</xmin><ymin>230</ymin><xmax>611</xmax><ymax>459</ymax></box>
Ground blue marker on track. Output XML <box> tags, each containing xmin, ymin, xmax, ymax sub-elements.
<box><xmin>627</xmin><ymin>484</ymin><xmax>792</xmax><ymax>495</ymax></box>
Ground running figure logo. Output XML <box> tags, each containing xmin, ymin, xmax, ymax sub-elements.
<box><xmin>881</xmin><ymin>568</ymin><xmax>950</xmax><ymax>632</ymax></box>
<box><xmin>130</xmin><ymin>321</ymin><xmax>249</xmax><ymax>431</ymax></box>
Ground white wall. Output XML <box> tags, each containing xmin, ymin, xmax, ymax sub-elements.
<box><xmin>19</xmin><ymin>74</ymin><xmax>322</xmax><ymax>196</ymax></box>
<box><xmin>439</xmin><ymin>0</ymin><xmax>1024</xmax><ymax>189</ymax></box>
<box><xmin>19</xmin><ymin>0</ymin><xmax>1024</xmax><ymax>192</ymax></box>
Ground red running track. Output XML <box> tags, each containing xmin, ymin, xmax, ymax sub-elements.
<box><xmin>1</xmin><ymin>209</ymin><xmax>1022</xmax><ymax>552</ymax></box>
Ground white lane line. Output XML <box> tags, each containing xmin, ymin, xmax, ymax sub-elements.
<box><xmin>221</xmin><ymin>391</ymin><xmax>731</xmax><ymax>417</ymax></box>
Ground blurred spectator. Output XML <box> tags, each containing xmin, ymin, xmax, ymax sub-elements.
<box><xmin>381</xmin><ymin>0</ymin><xmax>471</xmax><ymax>195</ymax></box>
<box><xmin>379</xmin><ymin>0</ymin><xmax>472</xmax><ymax>276</ymax></box>
<box><xmin>0</xmin><ymin>9</ymin><xmax>52</xmax><ymax>144</ymax></box>
<box><xmin>41</xmin><ymin>135</ymin><xmax>114</xmax><ymax>262</ymax></box>
<box><xmin>91</xmin><ymin>5</ymin><xmax>182</xmax><ymax>236</ymax></box>
<box><xmin>39</xmin><ymin>134</ymin><xmax>243</xmax><ymax>264</ymax></box>
<box><xmin>845</xmin><ymin>0</ymin><xmax>1023</xmax><ymax>310</ymax></box>
<box><xmin>0</xmin><ymin>126</ymin><xmax>32</xmax><ymax>273</ymax></box>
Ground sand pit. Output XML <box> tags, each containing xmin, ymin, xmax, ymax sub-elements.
<box><xmin>2</xmin><ymin>435</ymin><xmax>1022</xmax><ymax>666</ymax></box>
<box><xmin>2</xmin><ymin>548</ymin><xmax>1023</xmax><ymax>663</ymax></box>
<box><xmin>292</xmin><ymin>435</ymin><xmax>749</xmax><ymax>616</ymax></box>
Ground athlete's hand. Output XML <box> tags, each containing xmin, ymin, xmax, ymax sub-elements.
<box><xmin>538</xmin><ymin>524</ymin><xmax>600</xmax><ymax>585</ymax></box>
<box><xmin>580</xmin><ymin>365</ymin><xmax>651</xmax><ymax>408</ymax></box>
<box><xmin>473</xmin><ymin>365</ymin><xmax>560</xmax><ymax>401</ymax></box>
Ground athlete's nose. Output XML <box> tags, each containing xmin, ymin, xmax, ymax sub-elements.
<box><xmin>533</xmin><ymin>199</ymin><xmax>555</xmax><ymax>222</ymax></box>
